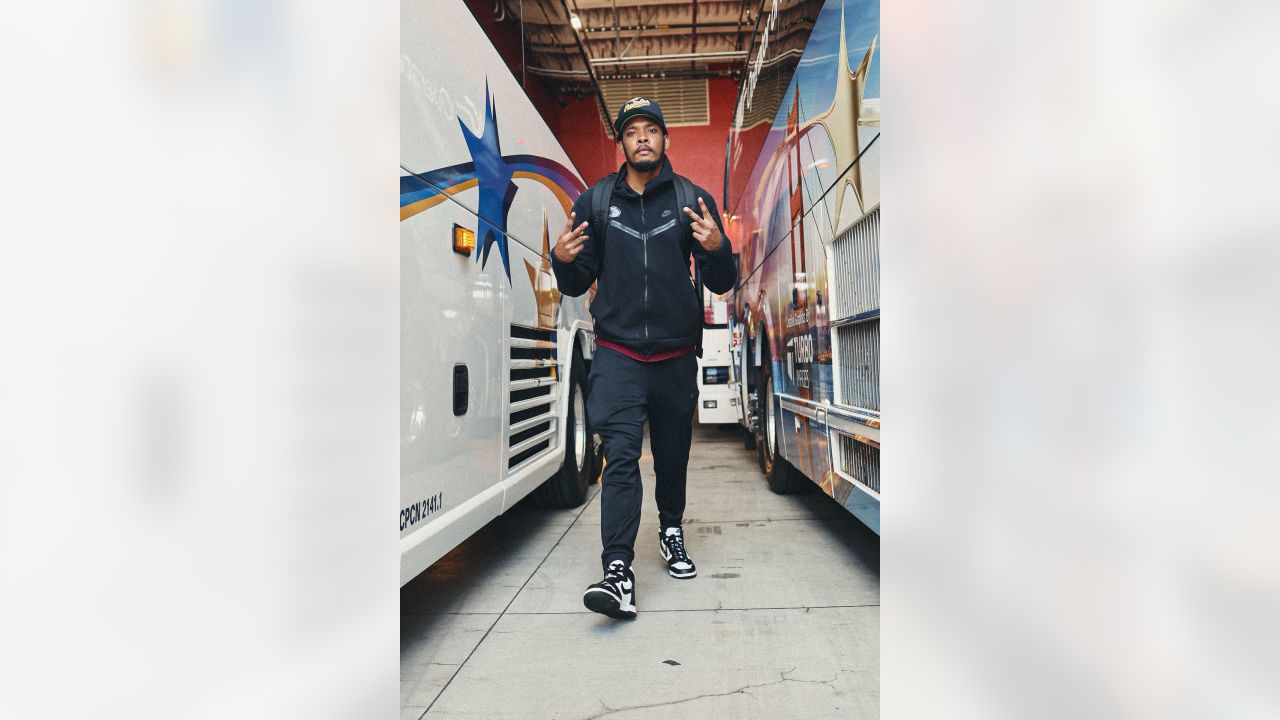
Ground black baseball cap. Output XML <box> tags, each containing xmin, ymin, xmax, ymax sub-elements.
<box><xmin>613</xmin><ymin>96</ymin><xmax>667</xmax><ymax>136</ymax></box>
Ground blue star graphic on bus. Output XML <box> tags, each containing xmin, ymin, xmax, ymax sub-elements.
<box><xmin>458</xmin><ymin>81</ymin><xmax>517</xmax><ymax>280</ymax></box>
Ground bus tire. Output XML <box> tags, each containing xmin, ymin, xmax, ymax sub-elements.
<box><xmin>532</xmin><ymin>343</ymin><xmax>598</xmax><ymax>508</ymax></box>
<box><xmin>758</xmin><ymin>339</ymin><xmax>808</xmax><ymax>495</ymax></box>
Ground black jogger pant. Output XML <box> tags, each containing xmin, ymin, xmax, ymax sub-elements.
<box><xmin>587</xmin><ymin>345</ymin><xmax>699</xmax><ymax>571</ymax></box>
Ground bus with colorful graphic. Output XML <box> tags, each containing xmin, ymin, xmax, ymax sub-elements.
<box><xmin>724</xmin><ymin>0</ymin><xmax>881</xmax><ymax>533</ymax></box>
<box><xmin>400</xmin><ymin>0</ymin><xmax>602</xmax><ymax>585</ymax></box>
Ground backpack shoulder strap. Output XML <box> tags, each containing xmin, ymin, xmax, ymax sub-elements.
<box><xmin>672</xmin><ymin>174</ymin><xmax>696</xmax><ymax>240</ymax></box>
<box><xmin>582</xmin><ymin>173</ymin><xmax>615</xmax><ymax>271</ymax></box>
<box><xmin>589</xmin><ymin>173</ymin><xmax>616</xmax><ymax>244</ymax></box>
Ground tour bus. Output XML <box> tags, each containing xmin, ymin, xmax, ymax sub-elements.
<box><xmin>724</xmin><ymin>0</ymin><xmax>881</xmax><ymax>533</ymax></box>
<box><xmin>400</xmin><ymin>0</ymin><xmax>601</xmax><ymax>585</ymax></box>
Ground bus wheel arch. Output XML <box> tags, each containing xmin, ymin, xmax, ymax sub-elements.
<box><xmin>531</xmin><ymin>336</ymin><xmax>600</xmax><ymax>507</ymax></box>
<box><xmin>755</xmin><ymin>328</ymin><xmax>808</xmax><ymax>494</ymax></box>
<box><xmin>755</xmin><ymin>326</ymin><xmax>774</xmax><ymax>473</ymax></box>
<box><xmin>577</xmin><ymin>332</ymin><xmax>603</xmax><ymax>485</ymax></box>
<box><xmin>741</xmin><ymin>323</ymin><xmax>760</xmax><ymax>451</ymax></box>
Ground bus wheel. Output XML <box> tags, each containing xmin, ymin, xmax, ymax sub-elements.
<box><xmin>532</xmin><ymin>344</ymin><xmax>597</xmax><ymax>508</ymax></box>
<box><xmin>755</xmin><ymin>348</ymin><xmax>770</xmax><ymax>472</ymax></box>
<box><xmin>758</xmin><ymin>343</ymin><xmax>807</xmax><ymax>495</ymax></box>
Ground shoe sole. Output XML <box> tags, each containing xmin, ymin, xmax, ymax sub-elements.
<box><xmin>583</xmin><ymin>588</ymin><xmax>637</xmax><ymax>619</ymax></box>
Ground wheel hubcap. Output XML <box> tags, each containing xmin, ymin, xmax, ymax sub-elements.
<box><xmin>573</xmin><ymin>383</ymin><xmax>587</xmax><ymax>473</ymax></box>
<box><xmin>765</xmin><ymin>379</ymin><xmax>776</xmax><ymax>457</ymax></box>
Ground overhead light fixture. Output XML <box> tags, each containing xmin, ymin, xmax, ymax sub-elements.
<box><xmin>569</xmin><ymin>14</ymin><xmax>582</xmax><ymax>30</ymax></box>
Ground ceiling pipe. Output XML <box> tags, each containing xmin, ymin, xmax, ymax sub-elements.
<box><xmin>581</xmin><ymin>21</ymin><xmax>747</xmax><ymax>32</ymax></box>
<box><xmin>691</xmin><ymin>0</ymin><xmax>699</xmax><ymax>69</ymax></box>
<box><xmin>612</xmin><ymin>0</ymin><xmax>620</xmax><ymax>57</ymax></box>
<box><xmin>556</xmin><ymin>0</ymin><xmax>616</xmax><ymax>137</ymax></box>
<box><xmin>590</xmin><ymin>50</ymin><xmax>747</xmax><ymax>65</ymax></box>
<box><xmin>616</xmin><ymin>5</ymin><xmax>656</xmax><ymax>59</ymax></box>
<box><xmin>734</xmin><ymin>0</ymin><xmax>748</xmax><ymax>53</ymax></box>
<box><xmin>727</xmin><ymin>0</ymin><xmax>768</xmax><ymax>129</ymax></box>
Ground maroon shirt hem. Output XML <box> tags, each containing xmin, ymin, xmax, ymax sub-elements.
<box><xmin>596</xmin><ymin>339</ymin><xmax>696</xmax><ymax>363</ymax></box>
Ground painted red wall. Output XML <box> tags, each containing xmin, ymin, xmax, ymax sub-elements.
<box><xmin>544</xmin><ymin>94</ymin><xmax>615</xmax><ymax>188</ymax></box>
<box><xmin>661</xmin><ymin>78</ymin><xmax>738</xmax><ymax>217</ymax></box>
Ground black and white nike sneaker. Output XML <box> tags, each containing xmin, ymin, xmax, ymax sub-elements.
<box><xmin>659</xmin><ymin>526</ymin><xmax>697</xmax><ymax>579</ymax></box>
<box><xmin>583</xmin><ymin>560</ymin><xmax>637</xmax><ymax>619</ymax></box>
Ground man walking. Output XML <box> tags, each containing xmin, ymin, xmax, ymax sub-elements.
<box><xmin>551</xmin><ymin>97</ymin><xmax>736</xmax><ymax>620</ymax></box>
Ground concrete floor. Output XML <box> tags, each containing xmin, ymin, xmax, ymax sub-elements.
<box><xmin>401</xmin><ymin>423</ymin><xmax>880</xmax><ymax>719</ymax></box>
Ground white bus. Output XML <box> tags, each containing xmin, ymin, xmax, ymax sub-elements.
<box><xmin>695</xmin><ymin>289</ymin><xmax>738</xmax><ymax>425</ymax></box>
<box><xmin>400</xmin><ymin>0</ymin><xmax>601</xmax><ymax>585</ymax></box>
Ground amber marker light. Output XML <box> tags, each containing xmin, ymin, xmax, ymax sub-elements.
<box><xmin>452</xmin><ymin>224</ymin><xmax>475</xmax><ymax>256</ymax></box>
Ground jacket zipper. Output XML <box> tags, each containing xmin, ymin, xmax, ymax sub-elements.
<box><xmin>641</xmin><ymin>194</ymin><xmax>649</xmax><ymax>342</ymax></box>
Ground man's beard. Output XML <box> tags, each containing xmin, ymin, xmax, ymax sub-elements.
<box><xmin>626</xmin><ymin>149</ymin><xmax>662</xmax><ymax>173</ymax></box>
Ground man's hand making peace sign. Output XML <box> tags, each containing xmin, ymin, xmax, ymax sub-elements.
<box><xmin>682</xmin><ymin>197</ymin><xmax>723</xmax><ymax>252</ymax></box>
<box><xmin>554</xmin><ymin>211</ymin><xmax>591</xmax><ymax>263</ymax></box>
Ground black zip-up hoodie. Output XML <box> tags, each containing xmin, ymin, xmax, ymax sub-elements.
<box><xmin>552</xmin><ymin>157</ymin><xmax>737</xmax><ymax>356</ymax></box>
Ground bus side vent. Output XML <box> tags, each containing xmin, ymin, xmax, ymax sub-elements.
<box><xmin>831</xmin><ymin>208</ymin><xmax>880</xmax><ymax>412</ymax></box>
<box><xmin>507</xmin><ymin>325</ymin><xmax>559</xmax><ymax>470</ymax></box>
<box><xmin>839</xmin><ymin>435</ymin><xmax>880</xmax><ymax>494</ymax></box>
<box><xmin>836</xmin><ymin>321</ymin><xmax>879</xmax><ymax>411</ymax></box>
<box><xmin>830</xmin><ymin>207</ymin><xmax>879</xmax><ymax>318</ymax></box>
